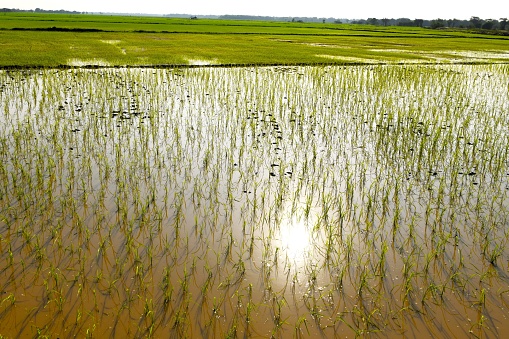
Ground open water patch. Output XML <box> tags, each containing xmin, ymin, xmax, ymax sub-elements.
<box><xmin>67</xmin><ymin>59</ymin><xmax>111</xmax><ymax>66</ymax></box>
<box><xmin>316</xmin><ymin>54</ymin><xmax>378</xmax><ymax>63</ymax></box>
<box><xmin>185</xmin><ymin>58</ymin><xmax>220</xmax><ymax>65</ymax></box>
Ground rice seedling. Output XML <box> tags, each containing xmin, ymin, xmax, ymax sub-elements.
<box><xmin>0</xmin><ymin>63</ymin><xmax>509</xmax><ymax>337</ymax></box>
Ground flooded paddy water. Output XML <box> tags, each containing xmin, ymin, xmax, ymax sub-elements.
<box><xmin>1</xmin><ymin>64</ymin><xmax>509</xmax><ymax>337</ymax></box>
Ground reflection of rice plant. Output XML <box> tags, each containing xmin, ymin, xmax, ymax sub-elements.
<box><xmin>1</xmin><ymin>293</ymin><xmax>15</xmax><ymax>306</ymax></box>
<box><xmin>0</xmin><ymin>64</ymin><xmax>509</xmax><ymax>337</ymax></box>
<box><xmin>484</xmin><ymin>242</ymin><xmax>503</xmax><ymax>266</ymax></box>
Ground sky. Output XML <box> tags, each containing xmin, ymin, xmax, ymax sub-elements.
<box><xmin>3</xmin><ymin>0</ymin><xmax>507</xmax><ymax>20</ymax></box>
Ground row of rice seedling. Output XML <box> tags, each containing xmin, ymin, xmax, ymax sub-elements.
<box><xmin>0</xmin><ymin>63</ymin><xmax>508</xmax><ymax>337</ymax></box>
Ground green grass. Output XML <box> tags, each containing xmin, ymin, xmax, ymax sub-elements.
<box><xmin>0</xmin><ymin>12</ymin><xmax>508</xmax><ymax>67</ymax></box>
<box><xmin>0</xmin><ymin>12</ymin><xmax>472</xmax><ymax>35</ymax></box>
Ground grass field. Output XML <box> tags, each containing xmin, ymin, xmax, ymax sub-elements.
<box><xmin>1</xmin><ymin>12</ymin><xmax>509</xmax><ymax>67</ymax></box>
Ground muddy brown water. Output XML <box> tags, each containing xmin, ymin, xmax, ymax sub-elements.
<box><xmin>1</xmin><ymin>65</ymin><xmax>509</xmax><ymax>337</ymax></box>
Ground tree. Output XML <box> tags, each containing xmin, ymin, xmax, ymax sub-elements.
<box><xmin>396</xmin><ymin>18</ymin><xmax>412</xmax><ymax>26</ymax></box>
<box><xmin>367</xmin><ymin>18</ymin><xmax>378</xmax><ymax>25</ymax></box>
<box><xmin>414</xmin><ymin>19</ymin><xmax>424</xmax><ymax>27</ymax></box>
<box><xmin>431</xmin><ymin>19</ymin><xmax>446</xmax><ymax>29</ymax></box>
<box><xmin>447</xmin><ymin>19</ymin><xmax>459</xmax><ymax>27</ymax></box>
<box><xmin>470</xmin><ymin>16</ymin><xmax>483</xmax><ymax>28</ymax></box>
<box><xmin>381</xmin><ymin>18</ymin><xmax>389</xmax><ymax>26</ymax></box>
<box><xmin>482</xmin><ymin>19</ymin><xmax>495</xmax><ymax>30</ymax></box>
<box><xmin>500</xmin><ymin>18</ymin><xmax>508</xmax><ymax>30</ymax></box>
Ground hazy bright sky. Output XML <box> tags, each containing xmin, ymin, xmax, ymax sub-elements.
<box><xmin>4</xmin><ymin>1</ymin><xmax>507</xmax><ymax>20</ymax></box>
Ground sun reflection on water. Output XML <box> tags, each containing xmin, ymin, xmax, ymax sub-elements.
<box><xmin>277</xmin><ymin>214</ymin><xmax>313</xmax><ymax>266</ymax></box>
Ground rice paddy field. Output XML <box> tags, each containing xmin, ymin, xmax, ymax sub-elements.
<box><xmin>2</xmin><ymin>12</ymin><xmax>509</xmax><ymax>339</ymax></box>
<box><xmin>1</xmin><ymin>12</ymin><xmax>509</xmax><ymax>66</ymax></box>
<box><xmin>1</xmin><ymin>62</ymin><xmax>509</xmax><ymax>338</ymax></box>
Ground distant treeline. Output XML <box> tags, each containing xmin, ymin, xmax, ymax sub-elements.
<box><xmin>352</xmin><ymin>17</ymin><xmax>508</xmax><ymax>30</ymax></box>
<box><xmin>2</xmin><ymin>8</ymin><xmax>507</xmax><ymax>31</ymax></box>
<box><xmin>216</xmin><ymin>15</ymin><xmax>346</xmax><ymax>23</ymax></box>
<box><xmin>1</xmin><ymin>8</ymin><xmax>85</xmax><ymax>14</ymax></box>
